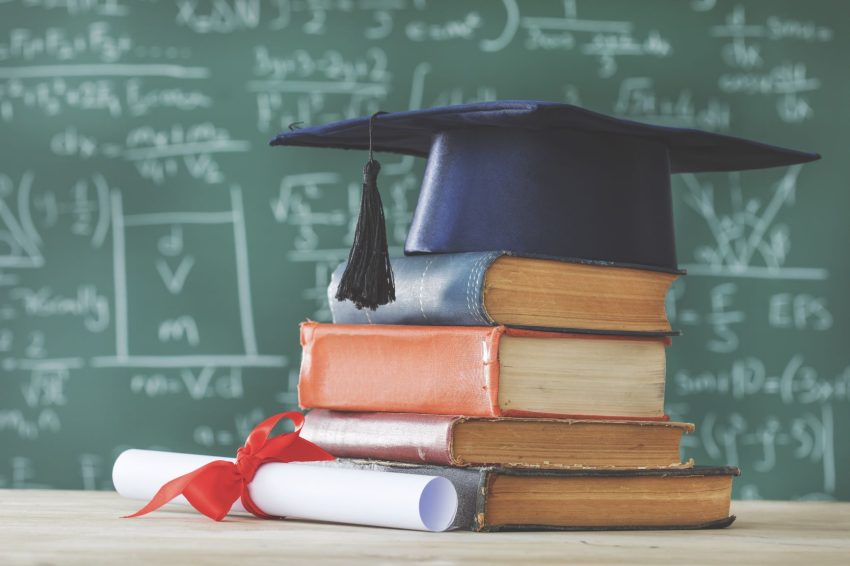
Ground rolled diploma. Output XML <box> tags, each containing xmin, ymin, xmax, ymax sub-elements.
<box><xmin>113</xmin><ymin>449</ymin><xmax>457</xmax><ymax>532</ymax></box>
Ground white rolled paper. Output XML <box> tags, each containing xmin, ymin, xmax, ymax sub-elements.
<box><xmin>113</xmin><ymin>449</ymin><xmax>458</xmax><ymax>532</ymax></box>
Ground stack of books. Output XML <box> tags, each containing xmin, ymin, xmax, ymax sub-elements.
<box><xmin>299</xmin><ymin>252</ymin><xmax>738</xmax><ymax>531</ymax></box>
<box><xmin>272</xmin><ymin>99</ymin><xmax>816</xmax><ymax>531</ymax></box>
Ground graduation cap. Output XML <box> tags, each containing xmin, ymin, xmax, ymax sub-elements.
<box><xmin>271</xmin><ymin>100</ymin><xmax>819</xmax><ymax>310</ymax></box>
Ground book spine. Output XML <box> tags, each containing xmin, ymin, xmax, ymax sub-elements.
<box><xmin>298</xmin><ymin>322</ymin><xmax>504</xmax><ymax>417</ymax></box>
<box><xmin>328</xmin><ymin>251</ymin><xmax>501</xmax><ymax>326</ymax></box>
<box><xmin>301</xmin><ymin>410</ymin><xmax>457</xmax><ymax>465</ymax></box>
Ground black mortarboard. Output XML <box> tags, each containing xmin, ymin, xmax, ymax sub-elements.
<box><xmin>271</xmin><ymin>100</ymin><xmax>819</xmax><ymax>309</ymax></box>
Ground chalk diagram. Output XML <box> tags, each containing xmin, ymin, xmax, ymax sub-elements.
<box><xmin>0</xmin><ymin>172</ymin><xmax>43</xmax><ymax>270</ymax></box>
<box><xmin>679</xmin><ymin>165</ymin><xmax>827</xmax><ymax>281</ymax></box>
<box><xmin>89</xmin><ymin>185</ymin><xmax>284</xmax><ymax>369</ymax></box>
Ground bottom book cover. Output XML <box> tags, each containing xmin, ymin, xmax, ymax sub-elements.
<box><xmin>317</xmin><ymin>460</ymin><xmax>740</xmax><ymax>532</ymax></box>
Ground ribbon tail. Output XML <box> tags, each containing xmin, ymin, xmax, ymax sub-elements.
<box><xmin>124</xmin><ymin>467</ymin><xmax>205</xmax><ymax>518</ymax></box>
<box><xmin>124</xmin><ymin>460</ymin><xmax>238</xmax><ymax>522</ymax></box>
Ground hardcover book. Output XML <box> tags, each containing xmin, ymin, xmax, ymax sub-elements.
<box><xmin>302</xmin><ymin>410</ymin><xmax>694</xmax><ymax>469</ymax></box>
<box><xmin>329</xmin><ymin>252</ymin><xmax>680</xmax><ymax>335</ymax></box>
<box><xmin>299</xmin><ymin>322</ymin><xmax>668</xmax><ymax>419</ymax></box>
<box><xmin>315</xmin><ymin>459</ymin><xmax>739</xmax><ymax>532</ymax></box>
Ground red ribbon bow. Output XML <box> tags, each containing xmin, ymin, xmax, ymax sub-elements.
<box><xmin>126</xmin><ymin>411</ymin><xmax>334</xmax><ymax>521</ymax></box>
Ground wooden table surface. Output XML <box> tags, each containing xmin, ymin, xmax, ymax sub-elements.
<box><xmin>1</xmin><ymin>490</ymin><xmax>848</xmax><ymax>565</ymax></box>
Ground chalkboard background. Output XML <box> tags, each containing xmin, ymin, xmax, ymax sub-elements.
<box><xmin>1</xmin><ymin>0</ymin><xmax>847</xmax><ymax>501</ymax></box>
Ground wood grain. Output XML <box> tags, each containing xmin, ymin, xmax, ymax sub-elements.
<box><xmin>1</xmin><ymin>490</ymin><xmax>848</xmax><ymax>565</ymax></box>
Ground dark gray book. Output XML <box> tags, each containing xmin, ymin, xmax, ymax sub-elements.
<box><xmin>317</xmin><ymin>459</ymin><xmax>739</xmax><ymax>532</ymax></box>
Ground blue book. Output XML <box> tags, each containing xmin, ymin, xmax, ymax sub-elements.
<box><xmin>329</xmin><ymin>252</ymin><xmax>681</xmax><ymax>336</ymax></box>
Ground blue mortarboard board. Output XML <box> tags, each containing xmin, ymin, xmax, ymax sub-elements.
<box><xmin>271</xmin><ymin>100</ymin><xmax>819</xmax><ymax>308</ymax></box>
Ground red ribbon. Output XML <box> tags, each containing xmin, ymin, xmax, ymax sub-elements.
<box><xmin>125</xmin><ymin>411</ymin><xmax>334</xmax><ymax>521</ymax></box>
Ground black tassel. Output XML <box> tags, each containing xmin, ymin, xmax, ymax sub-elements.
<box><xmin>335</xmin><ymin>112</ymin><xmax>394</xmax><ymax>310</ymax></box>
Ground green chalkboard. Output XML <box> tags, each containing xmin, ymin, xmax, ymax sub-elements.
<box><xmin>1</xmin><ymin>0</ymin><xmax>847</xmax><ymax>501</ymax></box>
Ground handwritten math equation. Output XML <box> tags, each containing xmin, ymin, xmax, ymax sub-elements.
<box><xmin>0</xmin><ymin>0</ymin><xmax>845</xmax><ymax>499</ymax></box>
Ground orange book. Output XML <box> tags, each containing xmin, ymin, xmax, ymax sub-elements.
<box><xmin>299</xmin><ymin>322</ymin><xmax>669</xmax><ymax>419</ymax></box>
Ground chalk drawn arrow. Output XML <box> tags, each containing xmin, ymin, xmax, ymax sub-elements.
<box><xmin>155</xmin><ymin>255</ymin><xmax>195</xmax><ymax>294</ymax></box>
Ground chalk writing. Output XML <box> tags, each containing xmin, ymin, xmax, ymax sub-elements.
<box><xmin>614</xmin><ymin>77</ymin><xmax>730</xmax><ymax>131</ymax></box>
<box><xmin>674</xmin><ymin>356</ymin><xmax>849</xmax><ymax>405</ymax></box>
<box><xmin>130</xmin><ymin>367</ymin><xmax>244</xmax><ymax>400</ymax></box>
<box><xmin>251</xmin><ymin>46</ymin><xmax>389</xmax><ymax>131</ymax></box>
<box><xmin>0</xmin><ymin>23</ymin><xmax>133</xmax><ymax>63</ymax></box>
<box><xmin>11</xmin><ymin>285</ymin><xmax>109</xmax><ymax>332</ymax></box>
<box><xmin>692</xmin><ymin>407</ymin><xmax>837</xmax><ymax>496</ymax></box>
<box><xmin>711</xmin><ymin>5</ymin><xmax>831</xmax><ymax>123</ymax></box>
<box><xmin>9</xmin><ymin>0</ymin><xmax>130</xmax><ymax>17</ymax></box>
<box><xmin>518</xmin><ymin>1</ymin><xmax>671</xmax><ymax>77</ymax></box>
<box><xmin>192</xmin><ymin>407</ymin><xmax>265</xmax><ymax>448</ymax></box>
